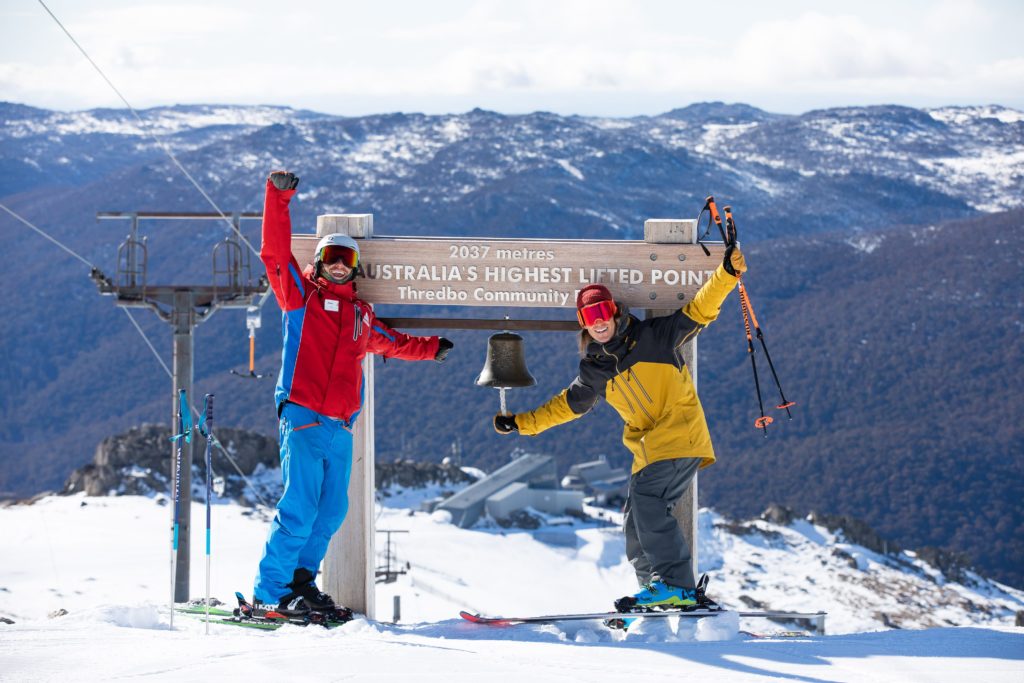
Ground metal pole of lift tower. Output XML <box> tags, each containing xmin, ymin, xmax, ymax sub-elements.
<box><xmin>91</xmin><ymin>211</ymin><xmax>265</xmax><ymax>602</ymax></box>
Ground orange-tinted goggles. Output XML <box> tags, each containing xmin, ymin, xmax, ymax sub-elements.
<box><xmin>577</xmin><ymin>299</ymin><xmax>616</xmax><ymax>327</ymax></box>
<box><xmin>319</xmin><ymin>245</ymin><xmax>359</xmax><ymax>268</ymax></box>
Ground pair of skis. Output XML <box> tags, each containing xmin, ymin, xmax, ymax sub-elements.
<box><xmin>176</xmin><ymin>595</ymin><xmax>823</xmax><ymax>632</ymax></box>
<box><xmin>175</xmin><ymin>592</ymin><xmax>353</xmax><ymax>631</ymax></box>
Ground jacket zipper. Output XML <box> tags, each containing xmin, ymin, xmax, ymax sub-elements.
<box><xmin>321</xmin><ymin>293</ymin><xmax>344</xmax><ymax>410</ymax></box>
<box><xmin>603</xmin><ymin>344</ymin><xmax>655</xmax><ymax>423</ymax></box>
<box><xmin>628</xmin><ymin>368</ymin><xmax>653</xmax><ymax>403</ymax></box>
<box><xmin>610</xmin><ymin>377</ymin><xmax>636</xmax><ymax>414</ymax></box>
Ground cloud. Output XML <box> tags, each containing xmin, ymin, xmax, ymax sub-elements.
<box><xmin>728</xmin><ymin>12</ymin><xmax>947</xmax><ymax>83</ymax></box>
<box><xmin>3</xmin><ymin>1</ymin><xmax>1021</xmax><ymax>114</ymax></box>
<box><xmin>923</xmin><ymin>0</ymin><xmax>994</xmax><ymax>36</ymax></box>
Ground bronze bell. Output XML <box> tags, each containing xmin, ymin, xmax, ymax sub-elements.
<box><xmin>476</xmin><ymin>332</ymin><xmax>536</xmax><ymax>389</ymax></box>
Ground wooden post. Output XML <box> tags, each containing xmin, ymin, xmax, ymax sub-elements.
<box><xmin>643</xmin><ymin>219</ymin><xmax>699</xmax><ymax>585</ymax></box>
<box><xmin>317</xmin><ymin>213</ymin><xmax>376</xmax><ymax>619</ymax></box>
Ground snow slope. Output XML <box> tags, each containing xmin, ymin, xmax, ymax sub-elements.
<box><xmin>1</xmin><ymin>493</ymin><xmax>1022</xmax><ymax>682</ymax></box>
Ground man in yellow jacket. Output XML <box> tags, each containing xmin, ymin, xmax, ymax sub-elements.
<box><xmin>494</xmin><ymin>245</ymin><xmax>746</xmax><ymax>614</ymax></box>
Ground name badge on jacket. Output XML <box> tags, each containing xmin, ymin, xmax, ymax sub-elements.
<box><xmin>324</xmin><ymin>299</ymin><xmax>339</xmax><ymax>312</ymax></box>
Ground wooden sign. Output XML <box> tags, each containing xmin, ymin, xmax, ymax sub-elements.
<box><xmin>292</xmin><ymin>235</ymin><xmax>723</xmax><ymax>309</ymax></box>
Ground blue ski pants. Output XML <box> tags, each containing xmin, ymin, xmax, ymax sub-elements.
<box><xmin>253</xmin><ymin>402</ymin><xmax>354</xmax><ymax>603</ymax></box>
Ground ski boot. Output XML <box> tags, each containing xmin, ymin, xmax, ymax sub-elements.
<box><xmin>615</xmin><ymin>573</ymin><xmax>719</xmax><ymax>613</ymax></box>
<box><xmin>282</xmin><ymin>568</ymin><xmax>354</xmax><ymax>624</ymax></box>
<box><xmin>614</xmin><ymin>580</ymin><xmax>697</xmax><ymax>612</ymax></box>
<box><xmin>235</xmin><ymin>592</ymin><xmax>352</xmax><ymax>628</ymax></box>
<box><xmin>604</xmin><ymin>579</ymin><xmax>667</xmax><ymax>631</ymax></box>
<box><xmin>285</xmin><ymin>568</ymin><xmax>336</xmax><ymax>611</ymax></box>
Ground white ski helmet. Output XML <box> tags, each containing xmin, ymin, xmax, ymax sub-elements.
<box><xmin>313</xmin><ymin>233</ymin><xmax>361</xmax><ymax>283</ymax></box>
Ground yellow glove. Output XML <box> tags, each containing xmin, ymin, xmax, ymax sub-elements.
<box><xmin>724</xmin><ymin>244</ymin><xmax>747</xmax><ymax>276</ymax></box>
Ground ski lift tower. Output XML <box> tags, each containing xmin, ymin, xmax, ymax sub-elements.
<box><xmin>90</xmin><ymin>211</ymin><xmax>267</xmax><ymax>602</ymax></box>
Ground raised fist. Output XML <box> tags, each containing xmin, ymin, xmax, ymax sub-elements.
<box><xmin>269</xmin><ymin>171</ymin><xmax>299</xmax><ymax>191</ymax></box>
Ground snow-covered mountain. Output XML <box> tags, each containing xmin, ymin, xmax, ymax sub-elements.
<box><xmin>3</xmin><ymin>101</ymin><xmax>1022</xmax><ymax>239</ymax></box>
<box><xmin>1</xmin><ymin>476</ymin><xmax>1022</xmax><ymax>682</ymax></box>
<box><xmin>0</xmin><ymin>103</ymin><xmax>330</xmax><ymax>199</ymax></box>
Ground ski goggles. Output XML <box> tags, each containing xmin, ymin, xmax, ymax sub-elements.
<box><xmin>576</xmin><ymin>299</ymin><xmax>617</xmax><ymax>328</ymax></box>
<box><xmin>319</xmin><ymin>245</ymin><xmax>359</xmax><ymax>268</ymax></box>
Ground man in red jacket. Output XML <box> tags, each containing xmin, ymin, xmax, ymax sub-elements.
<box><xmin>253</xmin><ymin>171</ymin><xmax>453</xmax><ymax>618</ymax></box>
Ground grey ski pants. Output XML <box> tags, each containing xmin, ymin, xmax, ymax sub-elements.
<box><xmin>623</xmin><ymin>457</ymin><xmax>701</xmax><ymax>589</ymax></box>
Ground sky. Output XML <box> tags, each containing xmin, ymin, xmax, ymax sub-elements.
<box><xmin>1</xmin><ymin>0</ymin><xmax>1023</xmax><ymax>118</ymax></box>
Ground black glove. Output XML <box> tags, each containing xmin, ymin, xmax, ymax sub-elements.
<box><xmin>723</xmin><ymin>243</ymin><xmax>747</xmax><ymax>277</ymax></box>
<box><xmin>493</xmin><ymin>413</ymin><xmax>518</xmax><ymax>434</ymax></box>
<box><xmin>434</xmin><ymin>337</ymin><xmax>454</xmax><ymax>362</ymax></box>
<box><xmin>269</xmin><ymin>171</ymin><xmax>300</xmax><ymax>191</ymax></box>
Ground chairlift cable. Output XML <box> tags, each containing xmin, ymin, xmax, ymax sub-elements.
<box><xmin>0</xmin><ymin>201</ymin><xmax>95</xmax><ymax>269</ymax></box>
<box><xmin>1</xmin><ymin>202</ymin><xmax>270</xmax><ymax>507</ymax></box>
<box><xmin>122</xmin><ymin>308</ymin><xmax>173</xmax><ymax>378</ymax></box>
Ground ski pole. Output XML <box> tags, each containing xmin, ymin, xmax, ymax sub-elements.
<box><xmin>706</xmin><ymin>197</ymin><xmax>768</xmax><ymax>432</ymax></box>
<box><xmin>168</xmin><ymin>389</ymin><xmax>192</xmax><ymax>629</ymax></box>
<box><xmin>712</xmin><ymin>199</ymin><xmax>769</xmax><ymax>433</ymax></box>
<box><xmin>737</xmin><ymin>273</ymin><xmax>772</xmax><ymax>435</ymax></box>
<box><xmin>737</xmin><ymin>281</ymin><xmax>795</xmax><ymax>419</ymax></box>
<box><xmin>198</xmin><ymin>394</ymin><xmax>215</xmax><ymax>635</ymax></box>
<box><xmin>723</xmin><ymin>207</ymin><xmax>796</xmax><ymax>427</ymax></box>
<box><xmin>724</xmin><ymin>205</ymin><xmax>795</xmax><ymax>417</ymax></box>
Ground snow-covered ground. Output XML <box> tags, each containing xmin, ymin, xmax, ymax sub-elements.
<box><xmin>2</xmin><ymin>491</ymin><xmax>1022</xmax><ymax>682</ymax></box>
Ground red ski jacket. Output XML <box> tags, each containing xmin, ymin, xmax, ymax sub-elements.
<box><xmin>260</xmin><ymin>180</ymin><xmax>439</xmax><ymax>424</ymax></box>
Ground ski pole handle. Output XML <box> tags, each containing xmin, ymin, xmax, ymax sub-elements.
<box><xmin>705</xmin><ymin>195</ymin><xmax>728</xmax><ymax>244</ymax></box>
<box><xmin>723</xmin><ymin>206</ymin><xmax>738</xmax><ymax>247</ymax></box>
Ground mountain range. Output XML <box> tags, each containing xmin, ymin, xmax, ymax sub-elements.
<box><xmin>0</xmin><ymin>100</ymin><xmax>1021</xmax><ymax>587</ymax></box>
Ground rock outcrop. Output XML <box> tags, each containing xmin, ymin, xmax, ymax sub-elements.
<box><xmin>62</xmin><ymin>423</ymin><xmax>278</xmax><ymax>500</ymax></box>
<box><xmin>61</xmin><ymin>425</ymin><xmax>476</xmax><ymax>505</ymax></box>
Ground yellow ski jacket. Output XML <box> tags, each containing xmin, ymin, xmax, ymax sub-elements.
<box><xmin>515</xmin><ymin>264</ymin><xmax>739</xmax><ymax>474</ymax></box>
